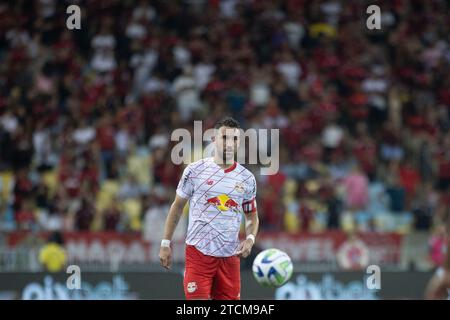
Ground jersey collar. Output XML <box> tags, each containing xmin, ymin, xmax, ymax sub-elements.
<box><xmin>211</xmin><ymin>157</ymin><xmax>237</xmax><ymax>173</ymax></box>
<box><xmin>224</xmin><ymin>161</ymin><xmax>237</xmax><ymax>173</ymax></box>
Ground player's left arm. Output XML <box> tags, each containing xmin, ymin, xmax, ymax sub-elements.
<box><xmin>236</xmin><ymin>208</ymin><xmax>259</xmax><ymax>258</ymax></box>
<box><xmin>236</xmin><ymin>175</ymin><xmax>258</xmax><ymax>258</ymax></box>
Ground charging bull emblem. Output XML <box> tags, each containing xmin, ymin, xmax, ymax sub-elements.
<box><xmin>206</xmin><ymin>194</ymin><xmax>240</xmax><ymax>213</ymax></box>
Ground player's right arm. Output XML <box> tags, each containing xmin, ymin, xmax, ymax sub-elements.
<box><xmin>159</xmin><ymin>194</ymin><xmax>188</xmax><ymax>269</ymax></box>
<box><xmin>425</xmin><ymin>269</ymin><xmax>450</xmax><ymax>299</ymax></box>
<box><xmin>425</xmin><ymin>220</ymin><xmax>450</xmax><ymax>299</ymax></box>
<box><xmin>159</xmin><ymin>164</ymin><xmax>194</xmax><ymax>270</ymax></box>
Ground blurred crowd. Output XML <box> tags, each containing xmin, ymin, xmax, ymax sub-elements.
<box><xmin>0</xmin><ymin>0</ymin><xmax>450</xmax><ymax>239</ymax></box>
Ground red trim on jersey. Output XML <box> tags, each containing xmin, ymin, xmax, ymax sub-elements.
<box><xmin>224</xmin><ymin>161</ymin><xmax>237</xmax><ymax>173</ymax></box>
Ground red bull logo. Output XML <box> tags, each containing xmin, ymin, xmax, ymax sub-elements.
<box><xmin>206</xmin><ymin>197</ymin><xmax>221</xmax><ymax>206</ymax></box>
<box><xmin>206</xmin><ymin>194</ymin><xmax>240</xmax><ymax>212</ymax></box>
<box><xmin>224</xmin><ymin>198</ymin><xmax>239</xmax><ymax>209</ymax></box>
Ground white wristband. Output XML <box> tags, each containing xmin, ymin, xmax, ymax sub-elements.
<box><xmin>161</xmin><ymin>239</ymin><xmax>171</xmax><ymax>247</ymax></box>
<box><xmin>246</xmin><ymin>234</ymin><xmax>255</xmax><ymax>244</ymax></box>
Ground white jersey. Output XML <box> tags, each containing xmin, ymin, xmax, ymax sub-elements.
<box><xmin>176</xmin><ymin>157</ymin><xmax>257</xmax><ymax>257</ymax></box>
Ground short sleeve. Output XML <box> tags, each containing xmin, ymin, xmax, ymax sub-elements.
<box><xmin>176</xmin><ymin>165</ymin><xmax>194</xmax><ymax>199</ymax></box>
<box><xmin>242</xmin><ymin>175</ymin><xmax>257</xmax><ymax>213</ymax></box>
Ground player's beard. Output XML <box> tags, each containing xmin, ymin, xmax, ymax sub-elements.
<box><xmin>220</xmin><ymin>149</ymin><xmax>236</xmax><ymax>164</ymax></box>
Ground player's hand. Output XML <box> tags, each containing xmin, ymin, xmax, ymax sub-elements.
<box><xmin>235</xmin><ymin>239</ymin><xmax>254</xmax><ymax>258</ymax></box>
<box><xmin>159</xmin><ymin>246</ymin><xmax>172</xmax><ymax>270</ymax></box>
<box><xmin>425</xmin><ymin>268</ymin><xmax>450</xmax><ymax>299</ymax></box>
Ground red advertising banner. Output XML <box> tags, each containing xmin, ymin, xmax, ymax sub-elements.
<box><xmin>256</xmin><ymin>231</ymin><xmax>403</xmax><ymax>265</ymax></box>
<box><xmin>6</xmin><ymin>231</ymin><xmax>186</xmax><ymax>264</ymax></box>
<box><xmin>5</xmin><ymin>231</ymin><xmax>403</xmax><ymax>265</ymax></box>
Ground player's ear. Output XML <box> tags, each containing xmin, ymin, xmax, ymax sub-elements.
<box><xmin>211</xmin><ymin>136</ymin><xmax>215</xmax><ymax>142</ymax></box>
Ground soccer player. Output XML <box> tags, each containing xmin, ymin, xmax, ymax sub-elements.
<box><xmin>425</xmin><ymin>216</ymin><xmax>450</xmax><ymax>300</ymax></box>
<box><xmin>159</xmin><ymin>117</ymin><xmax>259</xmax><ymax>300</ymax></box>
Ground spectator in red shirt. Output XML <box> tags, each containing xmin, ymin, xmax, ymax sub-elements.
<box><xmin>260</xmin><ymin>185</ymin><xmax>283</xmax><ymax>231</ymax></box>
<box><xmin>96</xmin><ymin>114</ymin><xmax>116</xmax><ymax>179</ymax></box>
<box><xmin>399</xmin><ymin>158</ymin><xmax>420</xmax><ymax>204</ymax></box>
<box><xmin>437</xmin><ymin>135</ymin><xmax>450</xmax><ymax>191</ymax></box>
<box><xmin>74</xmin><ymin>197</ymin><xmax>95</xmax><ymax>231</ymax></box>
<box><xmin>15</xmin><ymin>200</ymin><xmax>36</xmax><ymax>230</ymax></box>
<box><xmin>102</xmin><ymin>198</ymin><xmax>122</xmax><ymax>231</ymax></box>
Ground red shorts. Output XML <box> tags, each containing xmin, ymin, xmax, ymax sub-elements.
<box><xmin>184</xmin><ymin>245</ymin><xmax>240</xmax><ymax>300</ymax></box>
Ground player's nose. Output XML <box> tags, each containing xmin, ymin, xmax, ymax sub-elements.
<box><xmin>225</xmin><ymin>139</ymin><xmax>235</xmax><ymax>148</ymax></box>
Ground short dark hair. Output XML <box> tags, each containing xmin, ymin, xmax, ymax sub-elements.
<box><xmin>214</xmin><ymin>117</ymin><xmax>240</xmax><ymax>129</ymax></box>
